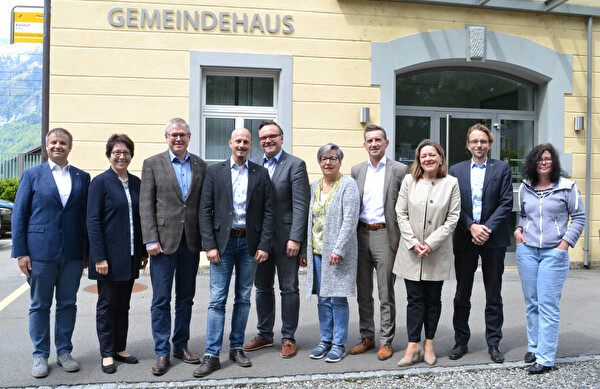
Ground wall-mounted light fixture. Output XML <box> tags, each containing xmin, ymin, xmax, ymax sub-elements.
<box><xmin>574</xmin><ymin>116</ymin><xmax>584</xmax><ymax>131</ymax></box>
<box><xmin>360</xmin><ymin>107</ymin><xmax>370</xmax><ymax>123</ymax></box>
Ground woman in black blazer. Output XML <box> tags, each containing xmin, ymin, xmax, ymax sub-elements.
<box><xmin>87</xmin><ymin>134</ymin><xmax>147</xmax><ymax>374</ymax></box>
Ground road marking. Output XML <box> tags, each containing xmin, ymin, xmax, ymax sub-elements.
<box><xmin>0</xmin><ymin>282</ymin><xmax>29</xmax><ymax>312</ymax></box>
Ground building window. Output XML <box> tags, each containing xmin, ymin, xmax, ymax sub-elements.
<box><xmin>189</xmin><ymin>52</ymin><xmax>293</xmax><ymax>163</ymax></box>
<box><xmin>202</xmin><ymin>71</ymin><xmax>277</xmax><ymax>163</ymax></box>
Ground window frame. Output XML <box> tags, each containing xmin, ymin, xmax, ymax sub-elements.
<box><xmin>189</xmin><ymin>52</ymin><xmax>293</xmax><ymax>161</ymax></box>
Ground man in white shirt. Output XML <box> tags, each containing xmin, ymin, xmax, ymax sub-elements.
<box><xmin>12</xmin><ymin>128</ymin><xmax>90</xmax><ymax>378</ymax></box>
<box><xmin>197</xmin><ymin>128</ymin><xmax>274</xmax><ymax>377</ymax></box>
<box><xmin>350</xmin><ymin>125</ymin><xmax>409</xmax><ymax>360</ymax></box>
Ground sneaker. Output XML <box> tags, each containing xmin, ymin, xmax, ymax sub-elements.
<box><xmin>57</xmin><ymin>353</ymin><xmax>80</xmax><ymax>372</ymax></box>
<box><xmin>309</xmin><ymin>341</ymin><xmax>332</xmax><ymax>359</ymax></box>
<box><xmin>31</xmin><ymin>358</ymin><xmax>49</xmax><ymax>378</ymax></box>
<box><xmin>325</xmin><ymin>344</ymin><xmax>346</xmax><ymax>363</ymax></box>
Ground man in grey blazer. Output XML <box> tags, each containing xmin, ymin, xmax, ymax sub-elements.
<box><xmin>243</xmin><ymin>120</ymin><xmax>309</xmax><ymax>359</ymax></box>
<box><xmin>195</xmin><ymin>128</ymin><xmax>274</xmax><ymax>378</ymax></box>
<box><xmin>140</xmin><ymin>118</ymin><xmax>208</xmax><ymax>376</ymax></box>
<box><xmin>350</xmin><ymin>125</ymin><xmax>409</xmax><ymax>361</ymax></box>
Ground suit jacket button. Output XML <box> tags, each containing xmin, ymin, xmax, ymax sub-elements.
<box><xmin>430</xmin><ymin>200</ymin><xmax>433</xmax><ymax>203</ymax></box>
<box><xmin>181</xmin><ymin>220</ymin><xmax>184</xmax><ymax>223</ymax></box>
<box><xmin>428</xmin><ymin>221</ymin><xmax>432</xmax><ymax>224</ymax></box>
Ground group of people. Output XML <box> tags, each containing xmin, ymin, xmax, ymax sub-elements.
<box><xmin>12</xmin><ymin>119</ymin><xmax>585</xmax><ymax>380</ymax></box>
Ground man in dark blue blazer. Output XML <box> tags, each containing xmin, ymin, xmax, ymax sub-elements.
<box><xmin>12</xmin><ymin>128</ymin><xmax>90</xmax><ymax>378</ymax></box>
<box><xmin>448</xmin><ymin>124</ymin><xmax>513</xmax><ymax>364</ymax></box>
<box><xmin>196</xmin><ymin>128</ymin><xmax>274</xmax><ymax>378</ymax></box>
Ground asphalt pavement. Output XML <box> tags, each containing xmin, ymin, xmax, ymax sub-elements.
<box><xmin>1</xmin><ymin>236</ymin><xmax>599</xmax><ymax>388</ymax></box>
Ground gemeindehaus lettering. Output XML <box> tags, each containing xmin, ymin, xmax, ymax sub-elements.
<box><xmin>108</xmin><ymin>7</ymin><xmax>294</xmax><ymax>34</ymax></box>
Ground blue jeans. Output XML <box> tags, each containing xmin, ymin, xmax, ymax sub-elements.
<box><xmin>516</xmin><ymin>243</ymin><xmax>570</xmax><ymax>367</ymax></box>
<box><xmin>313</xmin><ymin>254</ymin><xmax>349</xmax><ymax>346</ymax></box>
<box><xmin>205</xmin><ymin>236</ymin><xmax>258</xmax><ymax>357</ymax></box>
<box><xmin>28</xmin><ymin>254</ymin><xmax>84</xmax><ymax>358</ymax></box>
<box><xmin>150</xmin><ymin>237</ymin><xmax>199</xmax><ymax>357</ymax></box>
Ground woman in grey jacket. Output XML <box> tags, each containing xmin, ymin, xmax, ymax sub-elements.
<box><xmin>304</xmin><ymin>143</ymin><xmax>360</xmax><ymax>363</ymax></box>
<box><xmin>514</xmin><ymin>143</ymin><xmax>585</xmax><ymax>375</ymax></box>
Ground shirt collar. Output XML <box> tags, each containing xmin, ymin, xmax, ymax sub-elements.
<box><xmin>368</xmin><ymin>156</ymin><xmax>387</xmax><ymax>170</ymax></box>
<box><xmin>48</xmin><ymin>159</ymin><xmax>70</xmax><ymax>172</ymax></box>
<box><xmin>470</xmin><ymin>157</ymin><xmax>487</xmax><ymax>169</ymax></box>
<box><xmin>230</xmin><ymin>156</ymin><xmax>249</xmax><ymax>170</ymax></box>
<box><xmin>168</xmin><ymin>149</ymin><xmax>190</xmax><ymax>163</ymax></box>
<box><xmin>263</xmin><ymin>149</ymin><xmax>283</xmax><ymax>164</ymax></box>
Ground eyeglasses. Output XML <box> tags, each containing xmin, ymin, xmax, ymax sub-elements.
<box><xmin>167</xmin><ymin>133</ymin><xmax>190</xmax><ymax>140</ymax></box>
<box><xmin>111</xmin><ymin>150</ymin><xmax>131</xmax><ymax>157</ymax></box>
<box><xmin>320</xmin><ymin>156</ymin><xmax>339</xmax><ymax>163</ymax></box>
<box><xmin>259</xmin><ymin>134</ymin><xmax>281</xmax><ymax>142</ymax></box>
<box><xmin>468</xmin><ymin>140</ymin><xmax>489</xmax><ymax>145</ymax></box>
<box><xmin>537</xmin><ymin>158</ymin><xmax>552</xmax><ymax>165</ymax></box>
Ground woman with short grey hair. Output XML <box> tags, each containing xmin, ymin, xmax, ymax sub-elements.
<box><xmin>303</xmin><ymin>143</ymin><xmax>359</xmax><ymax>363</ymax></box>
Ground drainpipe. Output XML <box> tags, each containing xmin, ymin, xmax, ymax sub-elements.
<box><xmin>41</xmin><ymin>0</ymin><xmax>51</xmax><ymax>162</ymax></box>
<box><xmin>583</xmin><ymin>16</ymin><xmax>592</xmax><ymax>268</ymax></box>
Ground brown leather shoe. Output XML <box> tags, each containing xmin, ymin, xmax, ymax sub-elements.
<box><xmin>350</xmin><ymin>338</ymin><xmax>375</xmax><ymax>355</ymax></box>
<box><xmin>243</xmin><ymin>336</ymin><xmax>274</xmax><ymax>351</ymax></box>
<box><xmin>173</xmin><ymin>348</ymin><xmax>200</xmax><ymax>364</ymax></box>
<box><xmin>377</xmin><ymin>344</ymin><xmax>393</xmax><ymax>360</ymax></box>
<box><xmin>281</xmin><ymin>340</ymin><xmax>297</xmax><ymax>359</ymax></box>
<box><xmin>151</xmin><ymin>357</ymin><xmax>170</xmax><ymax>376</ymax></box>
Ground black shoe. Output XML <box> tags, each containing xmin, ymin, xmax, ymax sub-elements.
<box><xmin>528</xmin><ymin>362</ymin><xmax>552</xmax><ymax>374</ymax></box>
<box><xmin>229</xmin><ymin>349</ymin><xmax>252</xmax><ymax>367</ymax></box>
<box><xmin>488</xmin><ymin>345</ymin><xmax>505</xmax><ymax>363</ymax></box>
<box><xmin>193</xmin><ymin>356</ymin><xmax>221</xmax><ymax>378</ymax></box>
<box><xmin>524</xmin><ymin>352</ymin><xmax>536</xmax><ymax>364</ymax></box>
<box><xmin>101</xmin><ymin>361</ymin><xmax>116</xmax><ymax>374</ymax></box>
<box><xmin>449</xmin><ymin>344</ymin><xmax>468</xmax><ymax>360</ymax></box>
<box><xmin>113</xmin><ymin>353</ymin><xmax>139</xmax><ymax>364</ymax></box>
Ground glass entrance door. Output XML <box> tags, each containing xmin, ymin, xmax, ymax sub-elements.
<box><xmin>437</xmin><ymin>114</ymin><xmax>494</xmax><ymax>167</ymax></box>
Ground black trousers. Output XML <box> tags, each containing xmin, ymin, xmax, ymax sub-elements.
<box><xmin>96</xmin><ymin>278</ymin><xmax>135</xmax><ymax>357</ymax></box>
<box><xmin>452</xmin><ymin>243</ymin><xmax>505</xmax><ymax>347</ymax></box>
<box><xmin>404</xmin><ymin>279</ymin><xmax>444</xmax><ymax>342</ymax></box>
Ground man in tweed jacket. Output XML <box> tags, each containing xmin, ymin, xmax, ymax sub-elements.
<box><xmin>140</xmin><ymin>118</ymin><xmax>207</xmax><ymax>376</ymax></box>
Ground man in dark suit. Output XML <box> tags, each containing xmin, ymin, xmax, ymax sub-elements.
<box><xmin>349</xmin><ymin>125</ymin><xmax>409</xmax><ymax>361</ymax></box>
<box><xmin>140</xmin><ymin>118</ymin><xmax>208</xmax><ymax>376</ymax></box>
<box><xmin>195</xmin><ymin>128</ymin><xmax>274</xmax><ymax>378</ymax></box>
<box><xmin>12</xmin><ymin>128</ymin><xmax>90</xmax><ymax>378</ymax></box>
<box><xmin>243</xmin><ymin>120</ymin><xmax>309</xmax><ymax>359</ymax></box>
<box><xmin>448</xmin><ymin>124</ymin><xmax>513</xmax><ymax>363</ymax></box>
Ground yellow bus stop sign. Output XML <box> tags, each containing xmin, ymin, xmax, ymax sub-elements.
<box><xmin>13</xmin><ymin>12</ymin><xmax>44</xmax><ymax>43</ymax></box>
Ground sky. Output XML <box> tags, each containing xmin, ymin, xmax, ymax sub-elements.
<box><xmin>0</xmin><ymin>0</ymin><xmax>43</xmax><ymax>52</ymax></box>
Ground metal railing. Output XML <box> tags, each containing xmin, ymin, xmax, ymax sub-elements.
<box><xmin>0</xmin><ymin>153</ymin><xmax>41</xmax><ymax>179</ymax></box>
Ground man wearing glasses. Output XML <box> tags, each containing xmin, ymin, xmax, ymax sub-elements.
<box><xmin>448</xmin><ymin>124</ymin><xmax>513</xmax><ymax>363</ymax></box>
<box><xmin>140</xmin><ymin>118</ymin><xmax>208</xmax><ymax>376</ymax></box>
<box><xmin>243</xmin><ymin>120</ymin><xmax>309</xmax><ymax>359</ymax></box>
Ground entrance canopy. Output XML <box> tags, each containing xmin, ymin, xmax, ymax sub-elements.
<box><xmin>370</xmin><ymin>0</ymin><xmax>600</xmax><ymax>17</ymax></box>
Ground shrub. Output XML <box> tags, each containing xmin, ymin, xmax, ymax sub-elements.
<box><xmin>0</xmin><ymin>178</ymin><xmax>19</xmax><ymax>202</ymax></box>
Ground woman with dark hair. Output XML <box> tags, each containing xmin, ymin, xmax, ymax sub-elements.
<box><xmin>87</xmin><ymin>134</ymin><xmax>147</xmax><ymax>374</ymax></box>
<box><xmin>394</xmin><ymin>139</ymin><xmax>460</xmax><ymax>367</ymax></box>
<box><xmin>514</xmin><ymin>143</ymin><xmax>585</xmax><ymax>374</ymax></box>
<box><xmin>304</xmin><ymin>143</ymin><xmax>360</xmax><ymax>363</ymax></box>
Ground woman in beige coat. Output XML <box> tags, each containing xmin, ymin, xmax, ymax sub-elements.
<box><xmin>394</xmin><ymin>139</ymin><xmax>460</xmax><ymax>367</ymax></box>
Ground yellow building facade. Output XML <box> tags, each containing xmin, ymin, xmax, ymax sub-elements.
<box><xmin>48</xmin><ymin>0</ymin><xmax>599</xmax><ymax>264</ymax></box>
